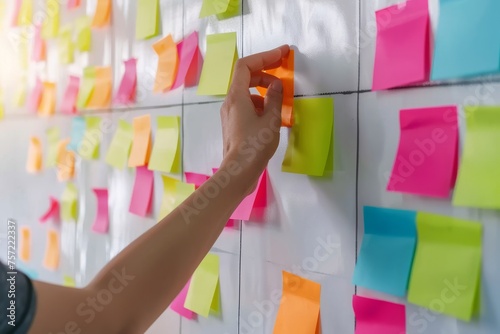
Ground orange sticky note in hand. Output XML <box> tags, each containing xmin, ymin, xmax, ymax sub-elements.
<box><xmin>57</xmin><ymin>138</ymin><xmax>75</xmax><ymax>181</ymax></box>
<box><xmin>257</xmin><ymin>49</ymin><xmax>295</xmax><ymax>127</ymax></box>
<box><xmin>26</xmin><ymin>136</ymin><xmax>43</xmax><ymax>173</ymax></box>
<box><xmin>43</xmin><ymin>229</ymin><xmax>60</xmax><ymax>270</ymax></box>
<box><xmin>38</xmin><ymin>82</ymin><xmax>56</xmax><ymax>116</ymax></box>
<box><xmin>92</xmin><ymin>0</ymin><xmax>111</xmax><ymax>28</ymax></box>
<box><xmin>153</xmin><ymin>35</ymin><xmax>179</xmax><ymax>92</ymax></box>
<box><xmin>87</xmin><ymin>67</ymin><xmax>112</xmax><ymax>109</ymax></box>
<box><xmin>19</xmin><ymin>226</ymin><xmax>31</xmax><ymax>262</ymax></box>
<box><xmin>128</xmin><ymin>115</ymin><xmax>152</xmax><ymax>167</ymax></box>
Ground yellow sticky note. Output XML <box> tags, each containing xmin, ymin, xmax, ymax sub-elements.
<box><xmin>46</xmin><ymin>127</ymin><xmax>60</xmax><ymax>168</ymax></box>
<box><xmin>58</xmin><ymin>25</ymin><xmax>74</xmax><ymax>64</ymax></box>
<box><xmin>173</xmin><ymin>181</ymin><xmax>195</xmax><ymax>208</ymax></box>
<box><xmin>128</xmin><ymin>115</ymin><xmax>152</xmax><ymax>167</ymax></box>
<box><xmin>79</xmin><ymin>116</ymin><xmax>101</xmax><ymax>160</ymax></box>
<box><xmin>197</xmin><ymin>32</ymin><xmax>238</xmax><ymax>96</ymax></box>
<box><xmin>77</xmin><ymin>67</ymin><xmax>96</xmax><ymax>109</ymax></box>
<box><xmin>38</xmin><ymin>82</ymin><xmax>56</xmax><ymax>117</ymax></box>
<box><xmin>105</xmin><ymin>120</ymin><xmax>133</xmax><ymax>169</ymax></box>
<box><xmin>63</xmin><ymin>276</ymin><xmax>76</xmax><ymax>287</ymax></box>
<box><xmin>159</xmin><ymin>175</ymin><xmax>179</xmax><ymax>219</ymax></box>
<box><xmin>282</xmin><ymin>97</ymin><xmax>334</xmax><ymax>176</ymax></box>
<box><xmin>18</xmin><ymin>0</ymin><xmax>33</xmax><ymax>26</ymax></box>
<box><xmin>42</xmin><ymin>0</ymin><xmax>60</xmax><ymax>38</ymax></box>
<box><xmin>87</xmin><ymin>67</ymin><xmax>112</xmax><ymax>109</ymax></box>
<box><xmin>136</xmin><ymin>0</ymin><xmax>160</xmax><ymax>40</ymax></box>
<box><xmin>148</xmin><ymin>116</ymin><xmax>180</xmax><ymax>173</ymax></box>
<box><xmin>43</xmin><ymin>229</ymin><xmax>60</xmax><ymax>270</ymax></box>
<box><xmin>20</xmin><ymin>226</ymin><xmax>31</xmax><ymax>262</ymax></box>
<box><xmin>57</xmin><ymin>138</ymin><xmax>75</xmax><ymax>181</ymax></box>
<box><xmin>27</xmin><ymin>136</ymin><xmax>43</xmax><ymax>173</ymax></box>
<box><xmin>92</xmin><ymin>0</ymin><xmax>111</xmax><ymax>28</ymax></box>
<box><xmin>199</xmin><ymin>0</ymin><xmax>239</xmax><ymax>19</ymax></box>
<box><xmin>61</xmin><ymin>182</ymin><xmax>78</xmax><ymax>221</ymax></box>
<box><xmin>153</xmin><ymin>35</ymin><xmax>179</xmax><ymax>92</ymax></box>
<box><xmin>76</xmin><ymin>16</ymin><xmax>91</xmax><ymax>52</ymax></box>
<box><xmin>184</xmin><ymin>253</ymin><xmax>220</xmax><ymax>317</ymax></box>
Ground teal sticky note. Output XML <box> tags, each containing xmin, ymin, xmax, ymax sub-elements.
<box><xmin>68</xmin><ymin>117</ymin><xmax>86</xmax><ymax>152</ymax></box>
<box><xmin>431</xmin><ymin>0</ymin><xmax>500</xmax><ymax>80</ymax></box>
<box><xmin>353</xmin><ymin>206</ymin><xmax>417</xmax><ymax>297</ymax></box>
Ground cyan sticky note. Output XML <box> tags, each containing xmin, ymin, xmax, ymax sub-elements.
<box><xmin>432</xmin><ymin>0</ymin><xmax>500</xmax><ymax>80</ymax></box>
<box><xmin>68</xmin><ymin>117</ymin><xmax>86</xmax><ymax>152</ymax></box>
<box><xmin>353</xmin><ymin>206</ymin><xmax>417</xmax><ymax>297</ymax></box>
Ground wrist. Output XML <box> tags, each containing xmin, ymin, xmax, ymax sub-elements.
<box><xmin>218</xmin><ymin>151</ymin><xmax>266</xmax><ymax>194</ymax></box>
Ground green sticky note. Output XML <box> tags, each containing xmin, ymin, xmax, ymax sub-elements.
<box><xmin>76</xmin><ymin>16</ymin><xmax>92</xmax><ymax>52</ymax></box>
<box><xmin>407</xmin><ymin>212</ymin><xmax>482</xmax><ymax>321</ymax></box>
<box><xmin>136</xmin><ymin>0</ymin><xmax>160</xmax><ymax>40</ymax></box>
<box><xmin>159</xmin><ymin>175</ymin><xmax>179</xmax><ymax>219</ymax></box>
<box><xmin>173</xmin><ymin>182</ymin><xmax>195</xmax><ymax>208</ymax></box>
<box><xmin>453</xmin><ymin>106</ymin><xmax>500</xmax><ymax>208</ymax></box>
<box><xmin>148</xmin><ymin>116</ymin><xmax>180</xmax><ymax>173</ymax></box>
<box><xmin>199</xmin><ymin>0</ymin><xmax>230</xmax><ymax>17</ymax></box>
<box><xmin>184</xmin><ymin>253</ymin><xmax>220</xmax><ymax>318</ymax></box>
<box><xmin>46</xmin><ymin>127</ymin><xmax>60</xmax><ymax>168</ymax></box>
<box><xmin>59</xmin><ymin>25</ymin><xmax>74</xmax><ymax>64</ymax></box>
<box><xmin>282</xmin><ymin>97</ymin><xmax>334</xmax><ymax>176</ymax></box>
<box><xmin>61</xmin><ymin>183</ymin><xmax>78</xmax><ymax>221</ymax></box>
<box><xmin>77</xmin><ymin>67</ymin><xmax>96</xmax><ymax>109</ymax></box>
<box><xmin>79</xmin><ymin>116</ymin><xmax>101</xmax><ymax>159</ymax></box>
<box><xmin>42</xmin><ymin>0</ymin><xmax>60</xmax><ymax>38</ymax></box>
<box><xmin>216</xmin><ymin>0</ymin><xmax>239</xmax><ymax>20</ymax></box>
<box><xmin>63</xmin><ymin>275</ymin><xmax>76</xmax><ymax>287</ymax></box>
<box><xmin>105</xmin><ymin>120</ymin><xmax>133</xmax><ymax>169</ymax></box>
<box><xmin>197</xmin><ymin>32</ymin><xmax>238</xmax><ymax>96</ymax></box>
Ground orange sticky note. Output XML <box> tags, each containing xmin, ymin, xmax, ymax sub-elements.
<box><xmin>257</xmin><ymin>49</ymin><xmax>295</xmax><ymax>127</ymax></box>
<box><xmin>92</xmin><ymin>0</ymin><xmax>111</xmax><ymax>28</ymax></box>
<box><xmin>87</xmin><ymin>67</ymin><xmax>112</xmax><ymax>109</ymax></box>
<box><xmin>273</xmin><ymin>271</ymin><xmax>321</xmax><ymax>334</ymax></box>
<box><xmin>153</xmin><ymin>35</ymin><xmax>179</xmax><ymax>92</ymax></box>
<box><xmin>128</xmin><ymin>115</ymin><xmax>152</xmax><ymax>167</ymax></box>
<box><xmin>38</xmin><ymin>82</ymin><xmax>56</xmax><ymax>116</ymax></box>
<box><xmin>19</xmin><ymin>226</ymin><xmax>31</xmax><ymax>262</ymax></box>
<box><xmin>57</xmin><ymin>138</ymin><xmax>75</xmax><ymax>181</ymax></box>
<box><xmin>26</xmin><ymin>136</ymin><xmax>43</xmax><ymax>173</ymax></box>
<box><xmin>43</xmin><ymin>229</ymin><xmax>60</xmax><ymax>270</ymax></box>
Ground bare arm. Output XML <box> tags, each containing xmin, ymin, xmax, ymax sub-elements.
<box><xmin>31</xmin><ymin>44</ymin><xmax>289</xmax><ymax>334</ymax></box>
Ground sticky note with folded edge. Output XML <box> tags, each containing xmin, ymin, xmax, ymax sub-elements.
<box><xmin>106</xmin><ymin>119</ymin><xmax>133</xmax><ymax>169</ymax></box>
<box><xmin>282</xmin><ymin>97</ymin><xmax>334</xmax><ymax>176</ymax></box>
<box><xmin>153</xmin><ymin>35</ymin><xmax>179</xmax><ymax>92</ymax></box>
<box><xmin>87</xmin><ymin>67</ymin><xmax>112</xmax><ymax>109</ymax></box>
<box><xmin>136</xmin><ymin>0</ymin><xmax>160</xmax><ymax>40</ymax></box>
<box><xmin>159</xmin><ymin>175</ymin><xmax>179</xmax><ymax>219</ymax></box>
<box><xmin>78</xmin><ymin>116</ymin><xmax>101</xmax><ymax>160</ymax></box>
<box><xmin>61</xmin><ymin>182</ymin><xmax>78</xmax><ymax>221</ymax></box>
<box><xmin>199</xmin><ymin>0</ymin><xmax>231</xmax><ymax>17</ymax></box>
<box><xmin>18</xmin><ymin>0</ymin><xmax>33</xmax><ymax>26</ymax></box>
<box><xmin>46</xmin><ymin>127</ymin><xmax>60</xmax><ymax>167</ymax></box>
<box><xmin>92</xmin><ymin>0</ymin><xmax>111</xmax><ymax>28</ymax></box>
<box><xmin>407</xmin><ymin>212</ymin><xmax>482</xmax><ymax>321</ymax></box>
<box><xmin>273</xmin><ymin>271</ymin><xmax>321</xmax><ymax>334</ymax></box>
<box><xmin>184</xmin><ymin>253</ymin><xmax>220</xmax><ymax>317</ymax></box>
<box><xmin>43</xmin><ymin>229</ymin><xmax>60</xmax><ymax>270</ymax></box>
<box><xmin>57</xmin><ymin>139</ymin><xmax>75</xmax><ymax>182</ymax></box>
<box><xmin>387</xmin><ymin>106</ymin><xmax>458</xmax><ymax>198</ymax></box>
<box><xmin>19</xmin><ymin>226</ymin><xmax>31</xmax><ymax>262</ymax></box>
<box><xmin>170</xmin><ymin>279</ymin><xmax>196</xmax><ymax>319</ymax></box>
<box><xmin>148</xmin><ymin>116</ymin><xmax>180</xmax><ymax>173</ymax></box>
<box><xmin>353</xmin><ymin>295</ymin><xmax>406</xmax><ymax>334</ymax></box>
<box><xmin>42</xmin><ymin>0</ymin><xmax>60</xmax><ymax>38</ymax></box>
<box><xmin>129</xmin><ymin>166</ymin><xmax>154</xmax><ymax>217</ymax></box>
<box><xmin>197</xmin><ymin>32</ymin><xmax>238</xmax><ymax>96</ymax></box>
<box><xmin>216</xmin><ymin>0</ymin><xmax>239</xmax><ymax>20</ymax></box>
<box><xmin>92</xmin><ymin>189</ymin><xmax>109</xmax><ymax>234</ymax></box>
<box><xmin>32</xmin><ymin>24</ymin><xmax>46</xmax><ymax>61</ymax></box>
<box><xmin>257</xmin><ymin>49</ymin><xmax>295</xmax><ymax>127</ymax></box>
<box><xmin>61</xmin><ymin>76</ymin><xmax>80</xmax><ymax>114</ymax></box>
<box><xmin>77</xmin><ymin>67</ymin><xmax>96</xmax><ymax>109</ymax></box>
<box><xmin>172</xmin><ymin>31</ymin><xmax>203</xmax><ymax>89</ymax></box>
<box><xmin>39</xmin><ymin>197</ymin><xmax>60</xmax><ymax>223</ymax></box>
<box><xmin>453</xmin><ymin>106</ymin><xmax>500</xmax><ymax>208</ymax></box>
<box><xmin>26</xmin><ymin>136</ymin><xmax>43</xmax><ymax>173</ymax></box>
<box><xmin>58</xmin><ymin>25</ymin><xmax>74</xmax><ymax>64</ymax></box>
<box><xmin>28</xmin><ymin>79</ymin><xmax>43</xmax><ymax>113</ymax></box>
<box><xmin>128</xmin><ymin>114</ymin><xmax>152</xmax><ymax>167</ymax></box>
<box><xmin>230</xmin><ymin>169</ymin><xmax>266</xmax><ymax>221</ymax></box>
<box><xmin>76</xmin><ymin>16</ymin><xmax>91</xmax><ymax>52</ymax></box>
<box><xmin>38</xmin><ymin>82</ymin><xmax>56</xmax><ymax>116</ymax></box>
<box><xmin>353</xmin><ymin>206</ymin><xmax>417</xmax><ymax>297</ymax></box>
<box><xmin>115</xmin><ymin>58</ymin><xmax>137</xmax><ymax>105</ymax></box>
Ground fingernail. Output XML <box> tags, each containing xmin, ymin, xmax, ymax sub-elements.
<box><xmin>271</xmin><ymin>80</ymin><xmax>283</xmax><ymax>93</ymax></box>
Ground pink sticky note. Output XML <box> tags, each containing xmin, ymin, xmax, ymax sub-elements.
<box><xmin>39</xmin><ymin>197</ymin><xmax>60</xmax><ymax>223</ymax></box>
<box><xmin>387</xmin><ymin>106</ymin><xmax>458</xmax><ymax>198</ymax></box>
<box><xmin>11</xmin><ymin>0</ymin><xmax>22</xmax><ymax>26</ymax></box>
<box><xmin>353</xmin><ymin>295</ymin><xmax>406</xmax><ymax>334</ymax></box>
<box><xmin>92</xmin><ymin>189</ymin><xmax>109</xmax><ymax>234</ymax></box>
<box><xmin>61</xmin><ymin>76</ymin><xmax>80</xmax><ymax>114</ymax></box>
<box><xmin>372</xmin><ymin>0</ymin><xmax>430</xmax><ymax>90</ymax></box>
<box><xmin>172</xmin><ymin>31</ymin><xmax>203</xmax><ymax>89</ymax></box>
<box><xmin>185</xmin><ymin>172</ymin><xmax>210</xmax><ymax>189</ymax></box>
<box><xmin>32</xmin><ymin>25</ymin><xmax>46</xmax><ymax>62</ymax></box>
<box><xmin>68</xmin><ymin>0</ymin><xmax>81</xmax><ymax>9</ymax></box>
<box><xmin>115</xmin><ymin>58</ymin><xmax>137</xmax><ymax>105</ymax></box>
<box><xmin>129</xmin><ymin>166</ymin><xmax>154</xmax><ymax>217</ymax></box>
<box><xmin>28</xmin><ymin>79</ymin><xmax>43</xmax><ymax>113</ymax></box>
<box><xmin>170</xmin><ymin>279</ymin><xmax>196</xmax><ymax>319</ymax></box>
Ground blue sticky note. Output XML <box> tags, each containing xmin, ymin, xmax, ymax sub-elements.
<box><xmin>17</xmin><ymin>265</ymin><xmax>39</xmax><ymax>280</ymax></box>
<box><xmin>353</xmin><ymin>206</ymin><xmax>417</xmax><ymax>297</ymax></box>
<box><xmin>431</xmin><ymin>0</ymin><xmax>500</xmax><ymax>80</ymax></box>
<box><xmin>68</xmin><ymin>117</ymin><xmax>85</xmax><ymax>152</ymax></box>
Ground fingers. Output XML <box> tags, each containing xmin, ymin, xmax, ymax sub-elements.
<box><xmin>263</xmin><ymin>80</ymin><xmax>283</xmax><ymax>120</ymax></box>
<box><xmin>249</xmin><ymin>72</ymin><xmax>279</xmax><ymax>88</ymax></box>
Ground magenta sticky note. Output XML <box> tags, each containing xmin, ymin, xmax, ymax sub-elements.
<box><xmin>353</xmin><ymin>295</ymin><xmax>406</xmax><ymax>334</ymax></box>
<box><xmin>61</xmin><ymin>76</ymin><xmax>80</xmax><ymax>114</ymax></box>
<box><xmin>172</xmin><ymin>31</ymin><xmax>203</xmax><ymax>89</ymax></box>
<box><xmin>129</xmin><ymin>166</ymin><xmax>154</xmax><ymax>217</ymax></box>
<box><xmin>92</xmin><ymin>189</ymin><xmax>109</xmax><ymax>234</ymax></box>
<box><xmin>387</xmin><ymin>106</ymin><xmax>458</xmax><ymax>198</ymax></box>
<box><xmin>170</xmin><ymin>279</ymin><xmax>196</xmax><ymax>319</ymax></box>
<box><xmin>32</xmin><ymin>25</ymin><xmax>46</xmax><ymax>62</ymax></box>
<box><xmin>115</xmin><ymin>58</ymin><xmax>137</xmax><ymax>105</ymax></box>
<box><xmin>28</xmin><ymin>79</ymin><xmax>43</xmax><ymax>113</ymax></box>
<box><xmin>39</xmin><ymin>197</ymin><xmax>60</xmax><ymax>224</ymax></box>
<box><xmin>11</xmin><ymin>0</ymin><xmax>22</xmax><ymax>26</ymax></box>
<box><xmin>230</xmin><ymin>170</ymin><xmax>267</xmax><ymax>221</ymax></box>
<box><xmin>185</xmin><ymin>172</ymin><xmax>210</xmax><ymax>189</ymax></box>
<box><xmin>372</xmin><ymin>0</ymin><xmax>430</xmax><ymax>90</ymax></box>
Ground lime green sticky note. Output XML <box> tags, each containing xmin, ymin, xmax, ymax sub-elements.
<box><xmin>42</xmin><ymin>0</ymin><xmax>60</xmax><ymax>38</ymax></box>
<box><xmin>136</xmin><ymin>0</ymin><xmax>160</xmax><ymax>40</ymax></box>
<box><xmin>76</xmin><ymin>16</ymin><xmax>92</xmax><ymax>52</ymax></box>
<box><xmin>173</xmin><ymin>182</ymin><xmax>195</xmax><ymax>208</ymax></box>
<box><xmin>63</xmin><ymin>275</ymin><xmax>76</xmax><ymax>287</ymax></box>
<box><xmin>282</xmin><ymin>97</ymin><xmax>334</xmax><ymax>176</ymax></box>
<box><xmin>61</xmin><ymin>183</ymin><xmax>78</xmax><ymax>221</ymax></box>
<box><xmin>46</xmin><ymin>127</ymin><xmax>60</xmax><ymax>168</ymax></box>
<box><xmin>159</xmin><ymin>175</ymin><xmax>179</xmax><ymax>219</ymax></box>
<box><xmin>59</xmin><ymin>25</ymin><xmax>74</xmax><ymax>64</ymax></box>
<box><xmin>77</xmin><ymin>67</ymin><xmax>96</xmax><ymax>109</ymax></box>
<box><xmin>453</xmin><ymin>106</ymin><xmax>500</xmax><ymax>208</ymax></box>
<box><xmin>148</xmin><ymin>116</ymin><xmax>180</xmax><ymax>173</ymax></box>
<box><xmin>197</xmin><ymin>32</ymin><xmax>238</xmax><ymax>96</ymax></box>
<box><xmin>216</xmin><ymin>0</ymin><xmax>239</xmax><ymax>20</ymax></box>
<box><xmin>105</xmin><ymin>120</ymin><xmax>133</xmax><ymax>169</ymax></box>
<box><xmin>199</xmin><ymin>0</ymin><xmax>230</xmax><ymax>17</ymax></box>
<box><xmin>407</xmin><ymin>212</ymin><xmax>482</xmax><ymax>321</ymax></box>
<box><xmin>184</xmin><ymin>253</ymin><xmax>220</xmax><ymax>318</ymax></box>
<box><xmin>19</xmin><ymin>0</ymin><xmax>33</xmax><ymax>26</ymax></box>
<box><xmin>78</xmin><ymin>116</ymin><xmax>101</xmax><ymax>159</ymax></box>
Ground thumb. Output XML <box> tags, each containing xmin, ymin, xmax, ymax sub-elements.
<box><xmin>263</xmin><ymin>79</ymin><xmax>283</xmax><ymax>121</ymax></box>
